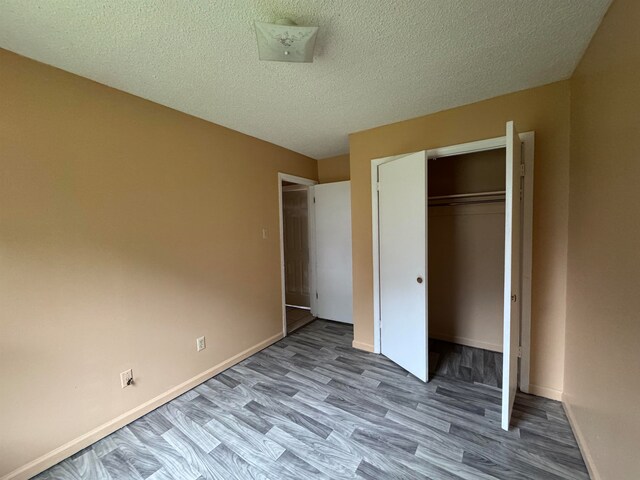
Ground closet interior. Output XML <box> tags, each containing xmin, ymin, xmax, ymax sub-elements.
<box><xmin>427</xmin><ymin>148</ymin><xmax>506</xmax><ymax>388</ymax></box>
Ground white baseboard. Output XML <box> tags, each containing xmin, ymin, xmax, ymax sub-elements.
<box><xmin>527</xmin><ymin>383</ymin><xmax>563</xmax><ymax>401</ymax></box>
<box><xmin>563</xmin><ymin>396</ymin><xmax>600</xmax><ymax>480</ymax></box>
<box><xmin>352</xmin><ymin>340</ymin><xmax>375</xmax><ymax>352</ymax></box>
<box><xmin>1</xmin><ymin>332</ymin><xmax>284</xmax><ymax>480</ymax></box>
<box><xmin>429</xmin><ymin>332</ymin><xmax>502</xmax><ymax>353</ymax></box>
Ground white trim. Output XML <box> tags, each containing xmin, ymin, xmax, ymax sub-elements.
<box><xmin>1</xmin><ymin>332</ymin><xmax>284</xmax><ymax>480</ymax></box>
<box><xmin>282</xmin><ymin>184</ymin><xmax>309</xmax><ymax>192</ymax></box>
<box><xmin>277</xmin><ymin>173</ymin><xmax>317</xmax><ymax>338</ymax></box>
<box><xmin>429</xmin><ymin>333</ymin><xmax>502</xmax><ymax>353</ymax></box>
<box><xmin>278</xmin><ymin>173</ymin><xmax>318</xmax><ymax>186</ymax></box>
<box><xmin>370</xmin><ymin>133</ymin><xmax>534</xmax><ymax>390</ymax></box>
<box><xmin>528</xmin><ymin>384</ymin><xmax>563</xmax><ymax>401</ymax></box>
<box><xmin>563</xmin><ymin>396</ymin><xmax>600</xmax><ymax>480</ymax></box>
<box><xmin>285</xmin><ymin>304</ymin><xmax>311</xmax><ymax>310</ymax></box>
<box><xmin>428</xmin><ymin>136</ymin><xmax>507</xmax><ymax>159</ymax></box>
<box><xmin>352</xmin><ymin>340</ymin><xmax>375</xmax><ymax>352</ymax></box>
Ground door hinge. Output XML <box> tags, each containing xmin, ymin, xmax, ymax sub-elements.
<box><xmin>517</xmin><ymin>346</ymin><xmax>523</xmax><ymax>358</ymax></box>
<box><xmin>377</xmin><ymin>182</ymin><xmax>381</xmax><ymax>191</ymax></box>
<box><xmin>511</xmin><ymin>293</ymin><xmax>517</xmax><ymax>303</ymax></box>
<box><xmin>315</xmin><ymin>291</ymin><xmax>318</xmax><ymax>299</ymax></box>
<box><xmin>520</xmin><ymin>164</ymin><xmax>525</xmax><ymax>177</ymax></box>
<box><xmin>313</xmin><ymin>196</ymin><xmax>316</xmax><ymax>204</ymax></box>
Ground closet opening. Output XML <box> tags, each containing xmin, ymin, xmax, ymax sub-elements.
<box><xmin>371</xmin><ymin>126</ymin><xmax>534</xmax><ymax>429</ymax></box>
<box><xmin>427</xmin><ymin>148</ymin><xmax>506</xmax><ymax>389</ymax></box>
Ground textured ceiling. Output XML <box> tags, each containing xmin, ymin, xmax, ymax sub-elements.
<box><xmin>0</xmin><ymin>1</ymin><xmax>611</xmax><ymax>159</ymax></box>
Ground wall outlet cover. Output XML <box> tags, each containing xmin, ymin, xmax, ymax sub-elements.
<box><xmin>120</xmin><ymin>369</ymin><xmax>133</xmax><ymax>388</ymax></box>
<box><xmin>197</xmin><ymin>336</ymin><xmax>206</xmax><ymax>352</ymax></box>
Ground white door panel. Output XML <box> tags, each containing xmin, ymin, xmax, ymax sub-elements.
<box><xmin>379</xmin><ymin>152</ymin><xmax>428</xmax><ymax>382</ymax></box>
<box><xmin>502</xmin><ymin>121</ymin><xmax>522</xmax><ymax>430</ymax></box>
<box><xmin>313</xmin><ymin>182</ymin><xmax>353</xmax><ymax>324</ymax></box>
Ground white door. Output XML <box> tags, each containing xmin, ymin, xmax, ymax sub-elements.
<box><xmin>502</xmin><ymin>121</ymin><xmax>522</xmax><ymax>430</ymax></box>
<box><xmin>312</xmin><ymin>181</ymin><xmax>353</xmax><ymax>324</ymax></box>
<box><xmin>379</xmin><ymin>152</ymin><xmax>428</xmax><ymax>382</ymax></box>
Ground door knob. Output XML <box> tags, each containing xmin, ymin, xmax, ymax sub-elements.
<box><xmin>417</xmin><ymin>276</ymin><xmax>423</xmax><ymax>284</ymax></box>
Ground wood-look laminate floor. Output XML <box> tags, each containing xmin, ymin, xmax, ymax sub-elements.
<box><xmin>33</xmin><ymin>321</ymin><xmax>588</xmax><ymax>480</ymax></box>
<box><xmin>429</xmin><ymin>339</ymin><xmax>503</xmax><ymax>388</ymax></box>
<box><xmin>285</xmin><ymin>306</ymin><xmax>315</xmax><ymax>334</ymax></box>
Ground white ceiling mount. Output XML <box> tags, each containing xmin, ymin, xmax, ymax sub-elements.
<box><xmin>255</xmin><ymin>19</ymin><xmax>318</xmax><ymax>63</ymax></box>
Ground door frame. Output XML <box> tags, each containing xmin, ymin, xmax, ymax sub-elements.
<box><xmin>370</xmin><ymin>132</ymin><xmax>535</xmax><ymax>392</ymax></box>
<box><xmin>278</xmin><ymin>173</ymin><xmax>318</xmax><ymax>338</ymax></box>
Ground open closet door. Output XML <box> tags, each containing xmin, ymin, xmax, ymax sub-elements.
<box><xmin>379</xmin><ymin>151</ymin><xmax>428</xmax><ymax>382</ymax></box>
<box><xmin>502</xmin><ymin>121</ymin><xmax>522</xmax><ymax>430</ymax></box>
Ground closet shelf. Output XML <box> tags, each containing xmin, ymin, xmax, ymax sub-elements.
<box><xmin>428</xmin><ymin>190</ymin><xmax>506</xmax><ymax>207</ymax></box>
<box><xmin>428</xmin><ymin>190</ymin><xmax>506</xmax><ymax>200</ymax></box>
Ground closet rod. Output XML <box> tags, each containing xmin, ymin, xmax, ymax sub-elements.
<box><xmin>428</xmin><ymin>190</ymin><xmax>505</xmax><ymax>200</ymax></box>
<box><xmin>429</xmin><ymin>198</ymin><xmax>505</xmax><ymax>207</ymax></box>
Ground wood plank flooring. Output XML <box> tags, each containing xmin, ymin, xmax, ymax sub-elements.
<box><xmin>429</xmin><ymin>339</ymin><xmax>503</xmax><ymax>388</ymax></box>
<box><xmin>33</xmin><ymin>320</ymin><xmax>588</xmax><ymax>480</ymax></box>
<box><xmin>285</xmin><ymin>306</ymin><xmax>315</xmax><ymax>334</ymax></box>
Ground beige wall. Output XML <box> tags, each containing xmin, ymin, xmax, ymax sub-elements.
<box><xmin>429</xmin><ymin>149</ymin><xmax>505</xmax><ymax>196</ymax></box>
<box><xmin>429</xmin><ymin>203</ymin><xmax>505</xmax><ymax>352</ymax></box>
<box><xmin>564</xmin><ymin>0</ymin><xmax>640</xmax><ymax>478</ymax></box>
<box><xmin>0</xmin><ymin>49</ymin><xmax>317</xmax><ymax>478</ymax></box>
<box><xmin>349</xmin><ymin>81</ymin><xmax>571</xmax><ymax>398</ymax></box>
<box><xmin>317</xmin><ymin>154</ymin><xmax>350</xmax><ymax>183</ymax></box>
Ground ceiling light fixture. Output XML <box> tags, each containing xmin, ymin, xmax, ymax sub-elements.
<box><xmin>254</xmin><ymin>19</ymin><xmax>319</xmax><ymax>63</ymax></box>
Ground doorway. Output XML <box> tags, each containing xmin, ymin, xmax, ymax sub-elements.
<box><xmin>278</xmin><ymin>173</ymin><xmax>317</xmax><ymax>335</ymax></box>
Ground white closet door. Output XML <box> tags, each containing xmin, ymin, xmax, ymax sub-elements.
<box><xmin>312</xmin><ymin>181</ymin><xmax>353</xmax><ymax>324</ymax></box>
<box><xmin>379</xmin><ymin>152</ymin><xmax>428</xmax><ymax>382</ymax></box>
<box><xmin>502</xmin><ymin>121</ymin><xmax>522</xmax><ymax>430</ymax></box>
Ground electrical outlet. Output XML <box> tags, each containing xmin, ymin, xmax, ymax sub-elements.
<box><xmin>196</xmin><ymin>336</ymin><xmax>206</xmax><ymax>352</ymax></box>
<box><xmin>120</xmin><ymin>369</ymin><xmax>133</xmax><ymax>388</ymax></box>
